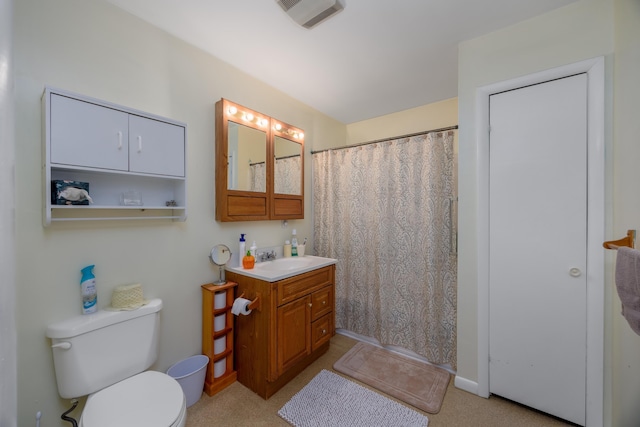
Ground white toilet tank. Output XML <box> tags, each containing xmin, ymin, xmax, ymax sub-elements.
<box><xmin>46</xmin><ymin>299</ymin><xmax>163</xmax><ymax>399</ymax></box>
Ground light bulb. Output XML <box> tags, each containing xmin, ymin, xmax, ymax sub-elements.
<box><xmin>227</xmin><ymin>106</ymin><xmax>237</xmax><ymax>115</ymax></box>
<box><xmin>275</xmin><ymin>123</ymin><xmax>282</xmax><ymax>131</ymax></box>
<box><xmin>244</xmin><ymin>113</ymin><xmax>254</xmax><ymax>122</ymax></box>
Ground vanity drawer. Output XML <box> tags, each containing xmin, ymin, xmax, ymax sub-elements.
<box><xmin>277</xmin><ymin>266</ymin><xmax>333</xmax><ymax>306</ymax></box>
<box><xmin>311</xmin><ymin>313</ymin><xmax>333</xmax><ymax>351</ymax></box>
<box><xmin>311</xmin><ymin>285</ymin><xmax>333</xmax><ymax>320</ymax></box>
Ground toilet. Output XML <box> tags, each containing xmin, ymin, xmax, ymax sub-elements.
<box><xmin>46</xmin><ymin>299</ymin><xmax>187</xmax><ymax>427</ymax></box>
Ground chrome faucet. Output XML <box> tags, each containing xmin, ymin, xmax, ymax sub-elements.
<box><xmin>258</xmin><ymin>250</ymin><xmax>277</xmax><ymax>262</ymax></box>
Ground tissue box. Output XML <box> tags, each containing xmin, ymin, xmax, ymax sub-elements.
<box><xmin>51</xmin><ymin>180</ymin><xmax>90</xmax><ymax>205</ymax></box>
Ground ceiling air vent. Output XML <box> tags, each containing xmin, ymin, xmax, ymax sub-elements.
<box><xmin>276</xmin><ymin>0</ymin><xmax>345</xmax><ymax>29</ymax></box>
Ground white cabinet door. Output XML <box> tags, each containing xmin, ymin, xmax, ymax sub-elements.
<box><xmin>489</xmin><ymin>74</ymin><xmax>587</xmax><ymax>425</ymax></box>
<box><xmin>50</xmin><ymin>94</ymin><xmax>129</xmax><ymax>171</ymax></box>
<box><xmin>128</xmin><ymin>115</ymin><xmax>185</xmax><ymax>177</ymax></box>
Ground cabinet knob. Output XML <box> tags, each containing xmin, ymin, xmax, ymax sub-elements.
<box><xmin>308</xmin><ymin>303</ymin><xmax>312</xmax><ymax>308</ymax></box>
<box><xmin>322</xmin><ymin>329</ymin><xmax>327</xmax><ymax>335</ymax></box>
<box><xmin>322</xmin><ymin>300</ymin><xmax>326</xmax><ymax>305</ymax></box>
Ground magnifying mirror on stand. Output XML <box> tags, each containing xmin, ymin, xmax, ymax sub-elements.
<box><xmin>209</xmin><ymin>244</ymin><xmax>231</xmax><ymax>285</ymax></box>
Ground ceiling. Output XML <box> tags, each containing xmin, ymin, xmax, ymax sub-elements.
<box><xmin>104</xmin><ymin>0</ymin><xmax>578</xmax><ymax>124</ymax></box>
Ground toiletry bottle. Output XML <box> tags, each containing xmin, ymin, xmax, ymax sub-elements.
<box><xmin>239</xmin><ymin>234</ymin><xmax>246</xmax><ymax>267</ymax></box>
<box><xmin>284</xmin><ymin>240</ymin><xmax>292</xmax><ymax>257</ymax></box>
<box><xmin>250</xmin><ymin>241</ymin><xmax>257</xmax><ymax>258</ymax></box>
<box><xmin>291</xmin><ymin>229</ymin><xmax>298</xmax><ymax>257</ymax></box>
<box><xmin>80</xmin><ymin>265</ymin><xmax>97</xmax><ymax>315</ymax></box>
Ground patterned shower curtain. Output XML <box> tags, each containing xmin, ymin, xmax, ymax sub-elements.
<box><xmin>249</xmin><ymin>162</ymin><xmax>266</xmax><ymax>192</ymax></box>
<box><xmin>250</xmin><ymin>156</ymin><xmax>302</xmax><ymax>194</ymax></box>
<box><xmin>312</xmin><ymin>131</ymin><xmax>457</xmax><ymax>367</ymax></box>
<box><xmin>274</xmin><ymin>155</ymin><xmax>302</xmax><ymax>195</ymax></box>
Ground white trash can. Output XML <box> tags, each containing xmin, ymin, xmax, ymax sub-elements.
<box><xmin>167</xmin><ymin>355</ymin><xmax>209</xmax><ymax>407</ymax></box>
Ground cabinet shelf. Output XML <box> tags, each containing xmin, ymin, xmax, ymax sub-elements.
<box><xmin>210</xmin><ymin>347</ymin><xmax>233</xmax><ymax>363</ymax></box>
<box><xmin>213</xmin><ymin>326</ymin><xmax>233</xmax><ymax>339</ymax></box>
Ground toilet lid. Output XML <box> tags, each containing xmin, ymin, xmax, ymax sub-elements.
<box><xmin>82</xmin><ymin>371</ymin><xmax>185</xmax><ymax>427</ymax></box>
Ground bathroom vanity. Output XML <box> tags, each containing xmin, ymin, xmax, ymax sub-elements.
<box><xmin>226</xmin><ymin>256</ymin><xmax>336</xmax><ymax>399</ymax></box>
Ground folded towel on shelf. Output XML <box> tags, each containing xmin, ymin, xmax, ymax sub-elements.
<box><xmin>615</xmin><ymin>247</ymin><xmax>640</xmax><ymax>336</ymax></box>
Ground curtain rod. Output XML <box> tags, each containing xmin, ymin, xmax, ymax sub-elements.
<box><xmin>310</xmin><ymin>125</ymin><xmax>458</xmax><ymax>154</ymax></box>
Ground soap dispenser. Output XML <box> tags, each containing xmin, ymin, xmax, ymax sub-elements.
<box><xmin>239</xmin><ymin>234</ymin><xmax>246</xmax><ymax>266</ymax></box>
<box><xmin>284</xmin><ymin>240</ymin><xmax>292</xmax><ymax>257</ymax></box>
<box><xmin>291</xmin><ymin>229</ymin><xmax>298</xmax><ymax>257</ymax></box>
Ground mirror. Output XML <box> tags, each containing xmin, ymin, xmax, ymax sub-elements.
<box><xmin>274</xmin><ymin>136</ymin><xmax>303</xmax><ymax>196</ymax></box>
<box><xmin>215</xmin><ymin>98</ymin><xmax>304</xmax><ymax>222</ymax></box>
<box><xmin>209</xmin><ymin>244</ymin><xmax>231</xmax><ymax>285</ymax></box>
<box><xmin>227</xmin><ymin>122</ymin><xmax>267</xmax><ymax>192</ymax></box>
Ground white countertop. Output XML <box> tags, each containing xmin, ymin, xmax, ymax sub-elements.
<box><xmin>226</xmin><ymin>255</ymin><xmax>337</xmax><ymax>282</ymax></box>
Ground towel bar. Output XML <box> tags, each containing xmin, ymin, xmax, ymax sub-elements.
<box><xmin>603</xmin><ymin>229</ymin><xmax>636</xmax><ymax>249</ymax></box>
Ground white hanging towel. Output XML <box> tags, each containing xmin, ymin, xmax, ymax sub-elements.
<box><xmin>615</xmin><ymin>247</ymin><xmax>640</xmax><ymax>336</ymax></box>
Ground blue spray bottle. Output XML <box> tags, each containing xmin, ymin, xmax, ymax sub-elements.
<box><xmin>80</xmin><ymin>265</ymin><xmax>98</xmax><ymax>314</ymax></box>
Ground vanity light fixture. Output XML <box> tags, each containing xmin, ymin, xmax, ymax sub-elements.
<box><xmin>227</xmin><ymin>106</ymin><xmax>270</xmax><ymax>128</ymax></box>
<box><xmin>274</xmin><ymin>122</ymin><xmax>305</xmax><ymax>141</ymax></box>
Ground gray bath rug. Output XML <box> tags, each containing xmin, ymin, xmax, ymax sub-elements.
<box><xmin>278</xmin><ymin>369</ymin><xmax>428</xmax><ymax>426</ymax></box>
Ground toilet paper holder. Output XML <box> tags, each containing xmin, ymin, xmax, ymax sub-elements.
<box><xmin>238</xmin><ymin>292</ymin><xmax>261</xmax><ymax>311</ymax></box>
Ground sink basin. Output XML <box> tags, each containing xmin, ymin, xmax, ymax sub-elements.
<box><xmin>226</xmin><ymin>255</ymin><xmax>337</xmax><ymax>282</ymax></box>
<box><xmin>255</xmin><ymin>257</ymin><xmax>315</xmax><ymax>271</ymax></box>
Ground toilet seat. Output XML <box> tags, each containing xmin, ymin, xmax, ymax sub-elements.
<box><xmin>80</xmin><ymin>371</ymin><xmax>186</xmax><ymax>427</ymax></box>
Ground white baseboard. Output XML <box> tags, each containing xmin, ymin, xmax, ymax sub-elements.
<box><xmin>454</xmin><ymin>375</ymin><xmax>480</xmax><ymax>396</ymax></box>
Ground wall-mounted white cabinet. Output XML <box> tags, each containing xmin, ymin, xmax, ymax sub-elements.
<box><xmin>42</xmin><ymin>87</ymin><xmax>187</xmax><ymax>225</ymax></box>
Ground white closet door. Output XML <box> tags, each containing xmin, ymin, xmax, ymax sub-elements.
<box><xmin>489</xmin><ymin>74</ymin><xmax>587</xmax><ymax>426</ymax></box>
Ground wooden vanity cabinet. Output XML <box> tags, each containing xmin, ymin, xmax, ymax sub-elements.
<box><xmin>226</xmin><ymin>265</ymin><xmax>335</xmax><ymax>399</ymax></box>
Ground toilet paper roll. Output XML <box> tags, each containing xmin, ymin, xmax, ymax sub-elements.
<box><xmin>214</xmin><ymin>358</ymin><xmax>226</xmax><ymax>378</ymax></box>
<box><xmin>214</xmin><ymin>291</ymin><xmax>227</xmax><ymax>309</ymax></box>
<box><xmin>214</xmin><ymin>314</ymin><xmax>226</xmax><ymax>332</ymax></box>
<box><xmin>214</xmin><ymin>337</ymin><xmax>226</xmax><ymax>355</ymax></box>
<box><xmin>231</xmin><ymin>297</ymin><xmax>252</xmax><ymax>316</ymax></box>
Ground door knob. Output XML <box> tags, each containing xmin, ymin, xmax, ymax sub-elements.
<box><xmin>569</xmin><ymin>268</ymin><xmax>582</xmax><ymax>277</ymax></box>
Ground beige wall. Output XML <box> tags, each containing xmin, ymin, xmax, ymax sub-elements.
<box><xmin>457</xmin><ymin>0</ymin><xmax>640</xmax><ymax>425</ymax></box>
<box><xmin>612</xmin><ymin>0</ymin><xmax>640</xmax><ymax>425</ymax></box>
<box><xmin>346</xmin><ymin>98</ymin><xmax>457</xmax><ymax>146</ymax></box>
<box><xmin>13</xmin><ymin>0</ymin><xmax>345</xmax><ymax>424</ymax></box>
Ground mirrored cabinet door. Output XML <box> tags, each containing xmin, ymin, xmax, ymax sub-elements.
<box><xmin>228</xmin><ymin>122</ymin><xmax>267</xmax><ymax>193</ymax></box>
<box><xmin>271</xmin><ymin>121</ymin><xmax>304</xmax><ymax>220</ymax></box>
<box><xmin>216</xmin><ymin>99</ymin><xmax>271</xmax><ymax>221</ymax></box>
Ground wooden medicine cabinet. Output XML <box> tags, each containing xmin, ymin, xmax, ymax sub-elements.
<box><xmin>215</xmin><ymin>99</ymin><xmax>304</xmax><ymax>222</ymax></box>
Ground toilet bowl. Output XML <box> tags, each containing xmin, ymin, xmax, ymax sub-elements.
<box><xmin>80</xmin><ymin>371</ymin><xmax>186</xmax><ymax>427</ymax></box>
